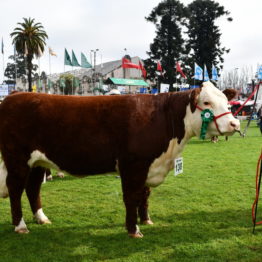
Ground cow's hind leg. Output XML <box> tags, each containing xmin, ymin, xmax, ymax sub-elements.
<box><xmin>26</xmin><ymin>167</ymin><xmax>51</xmax><ymax>225</ymax></box>
<box><xmin>6</xmin><ymin>166</ymin><xmax>29</xmax><ymax>233</ymax></box>
<box><xmin>138</xmin><ymin>186</ymin><xmax>153</xmax><ymax>225</ymax></box>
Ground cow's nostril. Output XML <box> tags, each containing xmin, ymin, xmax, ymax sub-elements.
<box><xmin>230</xmin><ymin>121</ymin><xmax>236</xmax><ymax>128</ymax></box>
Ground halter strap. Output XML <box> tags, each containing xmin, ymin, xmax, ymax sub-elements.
<box><xmin>196</xmin><ymin>105</ymin><xmax>232</xmax><ymax>135</ymax></box>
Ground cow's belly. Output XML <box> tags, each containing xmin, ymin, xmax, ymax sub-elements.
<box><xmin>145</xmin><ymin>138</ymin><xmax>184</xmax><ymax>187</ymax></box>
<box><xmin>27</xmin><ymin>150</ymin><xmax>116</xmax><ymax>176</ymax></box>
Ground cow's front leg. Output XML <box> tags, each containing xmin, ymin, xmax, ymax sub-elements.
<box><xmin>26</xmin><ymin>167</ymin><xmax>51</xmax><ymax>225</ymax></box>
<box><xmin>138</xmin><ymin>186</ymin><xmax>153</xmax><ymax>225</ymax></box>
<box><xmin>6</xmin><ymin>170</ymin><xmax>29</xmax><ymax>233</ymax></box>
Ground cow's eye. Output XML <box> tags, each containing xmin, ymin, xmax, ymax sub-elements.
<box><xmin>204</xmin><ymin>102</ymin><xmax>210</xmax><ymax>106</ymax></box>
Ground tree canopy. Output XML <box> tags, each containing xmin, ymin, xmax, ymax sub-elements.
<box><xmin>10</xmin><ymin>17</ymin><xmax>48</xmax><ymax>91</ymax></box>
<box><xmin>144</xmin><ymin>0</ymin><xmax>232</xmax><ymax>88</ymax></box>
<box><xmin>186</xmin><ymin>0</ymin><xmax>232</xmax><ymax>79</ymax></box>
<box><xmin>4</xmin><ymin>53</ymin><xmax>38</xmax><ymax>85</ymax></box>
<box><xmin>144</xmin><ymin>0</ymin><xmax>186</xmax><ymax>91</ymax></box>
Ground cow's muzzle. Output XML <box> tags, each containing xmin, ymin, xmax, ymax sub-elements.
<box><xmin>196</xmin><ymin>105</ymin><xmax>241</xmax><ymax>138</ymax></box>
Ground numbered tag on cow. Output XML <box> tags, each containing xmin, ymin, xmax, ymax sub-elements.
<box><xmin>174</xmin><ymin>157</ymin><xmax>183</xmax><ymax>176</ymax></box>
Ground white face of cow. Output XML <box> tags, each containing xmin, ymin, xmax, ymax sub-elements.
<box><xmin>189</xmin><ymin>82</ymin><xmax>240</xmax><ymax>138</ymax></box>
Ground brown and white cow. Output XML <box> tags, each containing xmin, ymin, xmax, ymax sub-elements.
<box><xmin>0</xmin><ymin>82</ymin><xmax>240</xmax><ymax>238</ymax></box>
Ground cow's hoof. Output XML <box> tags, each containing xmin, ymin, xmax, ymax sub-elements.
<box><xmin>15</xmin><ymin>228</ymin><xmax>29</xmax><ymax>234</ymax></box>
<box><xmin>141</xmin><ymin>219</ymin><xmax>154</xmax><ymax>225</ymax></box>
<box><xmin>57</xmin><ymin>172</ymin><xmax>65</xmax><ymax>178</ymax></box>
<box><xmin>37</xmin><ymin>218</ymin><xmax>52</xmax><ymax>225</ymax></box>
<box><xmin>128</xmin><ymin>231</ymin><xmax>144</xmax><ymax>238</ymax></box>
<box><xmin>46</xmin><ymin>175</ymin><xmax>53</xmax><ymax>181</ymax></box>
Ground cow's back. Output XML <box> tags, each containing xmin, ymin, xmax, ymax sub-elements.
<box><xmin>0</xmin><ymin>93</ymin><xmax>172</xmax><ymax>175</ymax></box>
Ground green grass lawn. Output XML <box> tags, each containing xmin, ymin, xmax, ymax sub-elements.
<box><xmin>0</xmin><ymin>121</ymin><xmax>261</xmax><ymax>262</ymax></box>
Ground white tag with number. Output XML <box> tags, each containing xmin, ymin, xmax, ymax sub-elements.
<box><xmin>174</xmin><ymin>157</ymin><xmax>183</xmax><ymax>176</ymax></box>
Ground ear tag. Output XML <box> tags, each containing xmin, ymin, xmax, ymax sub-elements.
<box><xmin>200</xmin><ymin>109</ymin><xmax>214</xmax><ymax>139</ymax></box>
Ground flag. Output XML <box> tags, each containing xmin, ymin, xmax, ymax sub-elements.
<box><xmin>37</xmin><ymin>45</ymin><xmax>43</xmax><ymax>58</ymax></box>
<box><xmin>176</xmin><ymin>62</ymin><xmax>186</xmax><ymax>78</ymax></box>
<box><xmin>122</xmin><ymin>57</ymin><xmax>140</xmax><ymax>69</ymax></box>
<box><xmin>48</xmin><ymin>79</ymin><xmax>53</xmax><ymax>89</ymax></box>
<box><xmin>60</xmin><ymin>78</ymin><xmax>66</xmax><ymax>88</ymax></box>
<box><xmin>64</xmin><ymin>48</ymin><xmax>72</xmax><ymax>66</ymax></box>
<box><xmin>72</xmin><ymin>50</ymin><xmax>80</xmax><ymax>67</ymax></box>
<box><xmin>194</xmin><ymin>63</ymin><xmax>203</xmax><ymax>80</ymax></box>
<box><xmin>257</xmin><ymin>65</ymin><xmax>262</xmax><ymax>80</ymax></box>
<box><xmin>157</xmin><ymin>61</ymin><xmax>163</xmax><ymax>72</ymax></box>
<box><xmin>73</xmin><ymin>77</ymin><xmax>80</xmax><ymax>88</ymax></box>
<box><xmin>49</xmin><ymin>47</ymin><xmax>57</xmax><ymax>57</ymax></box>
<box><xmin>1</xmin><ymin>38</ymin><xmax>3</xmax><ymax>54</ymax></box>
<box><xmin>204</xmin><ymin>64</ymin><xmax>209</xmax><ymax>81</ymax></box>
<box><xmin>38</xmin><ymin>79</ymin><xmax>42</xmax><ymax>88</ymax></box>
<box><xmin>139</xmin><ymin>60</ymin><xmax>147</xmax><ymax>79</ymax></box>
<box><xmin>81</xmin><ymin>52</ymin><xmax>92</xmax><ymax>68</ymax></box>
<box><xmin>211</xmin><ymin>65</ymin><xmax>218</xmax><ymax>81</ymax></box>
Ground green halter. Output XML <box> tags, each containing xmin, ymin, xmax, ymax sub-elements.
<box><xmin>200</xmin><ymin>109</ymin><xmax>214</xmax><ymax>140</ymax></box>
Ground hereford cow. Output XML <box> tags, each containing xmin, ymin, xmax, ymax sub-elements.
<box><xmin>0</xmin><ymin>82</ymin><xmax>240</xmax><ymax>238</ymax></box>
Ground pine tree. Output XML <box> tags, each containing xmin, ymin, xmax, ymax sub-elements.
<box><xmin>185</xmin><ymin>0</ymin><xmax>232</xmax><ymax>80</ymax></box>
<box><xmin>144</xmin><ymin>0</ymin><xmax>186</xmax><ymax>91</ymax></box>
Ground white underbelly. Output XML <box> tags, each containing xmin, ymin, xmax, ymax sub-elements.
<box><xmin>28</xmin><ymin>150</ymin><xmax>61</xmax><ymax>170</ymax></box>
<box><xmin>145</xmin><ymin>138</ymin><xmax>184</xmax><ymax>187</ymax></box>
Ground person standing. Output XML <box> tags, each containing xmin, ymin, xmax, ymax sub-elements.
<box><xmin>258</xmin><ymin>105</ymin><xmax>262</xmax><ymax>134</ymax></box>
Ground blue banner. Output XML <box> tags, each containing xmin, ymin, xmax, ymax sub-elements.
<box><xmin>258</xmin><ymin>65</ymin><xmax>262</xmax><ymax>80</ymax></box>
<box><xmin>211</xmin><ymin>65</ymin><xmax>218</xmax><ymax>81</ymax></box>
<box><xmin>194</xmin><ymin>63</ymin><xmax>203</xmax><ymax>80</ymax></box>
<box><xmin>204</xmin><ymin>65</ymin><xmax>209</xmax><ymax>81</ymax></box>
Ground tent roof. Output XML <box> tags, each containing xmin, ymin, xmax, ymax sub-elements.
<box><xmin>107</xmin><ymin>78</ymin><xmax>149</xmax><ymax>87</ymax></box>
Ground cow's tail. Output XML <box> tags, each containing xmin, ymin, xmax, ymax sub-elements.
<box><xmin>0</xmin><ymin>154</ymin><xmax>8</xmax><ymax>198</ymax></box>
<box><xmin>0</xmin><ymin>101</ymin><xmax>9</xmax><ymax>198</ymax></box>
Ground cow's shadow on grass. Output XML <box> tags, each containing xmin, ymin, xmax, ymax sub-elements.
<box><xmin>0</xmin><ymin>208</ymin><xmax>255</xmax><ymax>262</ymax></box>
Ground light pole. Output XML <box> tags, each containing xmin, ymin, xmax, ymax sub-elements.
<box><xmin>91</xmin><ymin>49</ymin><xmax>99</xmax><ymax>91</ymax></box>
<box><xmin>233</xmin><ymin>67</ymin><xmax>239</xmax><ymax>89</ymax></box>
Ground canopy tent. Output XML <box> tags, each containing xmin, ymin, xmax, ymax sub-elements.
<box><xmin>106</xmin><ymin>77</ymin><xmax>149</xmax><ymax>87</ymax></box>
<box><xmin>229</xmin><ymin>100</ymin><xmax>254</xmax><ymax>106</ymax></box>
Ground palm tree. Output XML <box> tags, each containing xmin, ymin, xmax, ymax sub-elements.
<box><xmin>10</xmin><ymin>17</ymin><xmax>48</xmax><ymax>92</ymax></box>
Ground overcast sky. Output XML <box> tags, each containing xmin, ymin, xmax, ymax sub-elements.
<box><xmin>1</xmin><ymin>0</ymin><xmax>261</xmax><ymax>83</ymax></box>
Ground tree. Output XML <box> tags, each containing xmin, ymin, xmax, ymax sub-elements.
<box><xmin>58</xmin><ymin>73</ymin><xmax>80</xmax><ymax>95</ymax></box>
<box><xmin>185</xmin><ymin>0</ymin><xmax>232</xmax><ymax>81</ymax></box>
<box><xmin>10</xmin><ymin>17</ymin><xmax>48</xmax><ymax>92</ymax></box>
<box><xmin>4</xmin><ymin>53</ymin><xmax>38</xmax><ymax>85</ymax></box>
<box><xmin>144</xmin><ymin>0</ymin><xmax>186</xmax><ymax>91</ymax></box>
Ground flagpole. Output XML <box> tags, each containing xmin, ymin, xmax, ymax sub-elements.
<box><xmin>14</xmin><ymin>45</ymin><xmax>17</xmax><ymax>90</ymax></box>
<box><xmin>194</xmin><ymin>63</ymin><xmax>196</xmax><ymax>88</ymax></box>
<box><xmin>49</xmin><ymin>52</ymin><xmax>51</xmax><ymax>75</ymax></box>
<box><xmin>2</xmin><ymin>51</ymin><xmax>4</xmax><ymax>84</ymax></box>
<box><xmin>38</xmin><ymin>57</ymin><xmax>41</xmax><ymax>92</ymax></box>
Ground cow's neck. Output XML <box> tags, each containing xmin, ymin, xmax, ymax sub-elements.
<box><xmin>145</xmin><ymin>92</ymin><xmax>195</xmax><ymax>187</ymax></box>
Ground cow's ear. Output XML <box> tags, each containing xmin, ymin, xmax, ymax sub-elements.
<box><xmin>223</xmin><ymin>88</ymin><xmax>237</xmax><ymax>101</ymax></box>
<box><xmin>190</xmin><ymin>88</ymin><xmax>201</xmax><ymax>112</ymax></box>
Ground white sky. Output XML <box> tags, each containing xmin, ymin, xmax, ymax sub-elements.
<box><xmin>0</xmin><ymin>0</ymin><xmax>261</xmax><ymax>83</ymax></box>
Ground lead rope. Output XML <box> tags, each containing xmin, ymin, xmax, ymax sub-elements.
<box><xmin>252</xmin><ymin>151</ymin><xmax>262</xmax><ymax>233</ymax></box>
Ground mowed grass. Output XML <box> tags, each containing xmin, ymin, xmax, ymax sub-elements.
<box><xmin>0</xmin><ymin>121</ymin><xmax>261</xmax><ymax>262</ymax></box>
